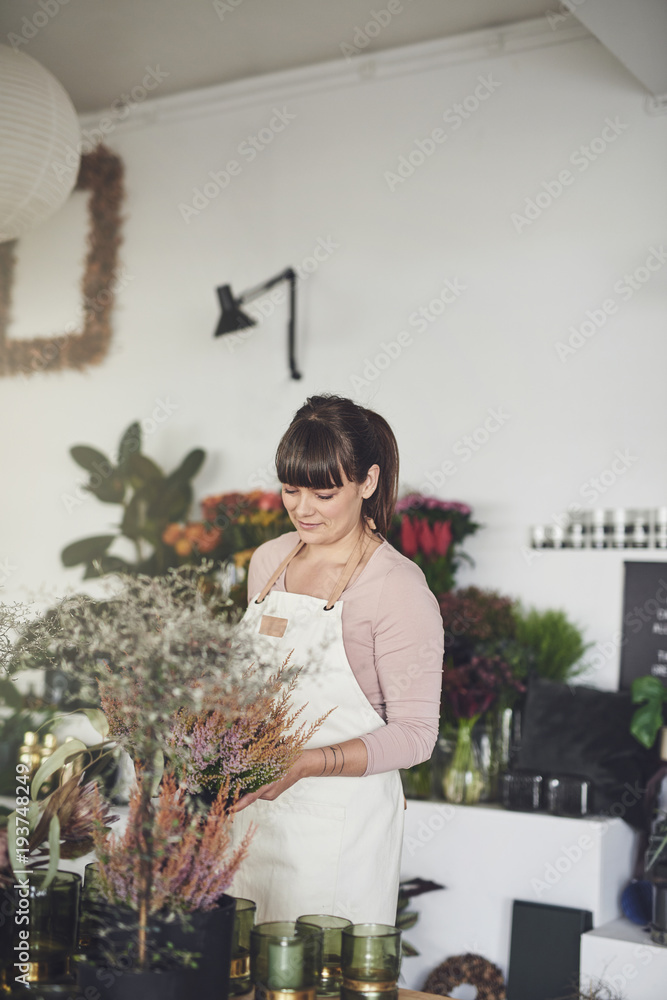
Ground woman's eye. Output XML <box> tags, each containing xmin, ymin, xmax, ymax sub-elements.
<box><xmin>316</xmin><ymin>495</ymin><xmax>333</xmax><ymax>501</ymax></box>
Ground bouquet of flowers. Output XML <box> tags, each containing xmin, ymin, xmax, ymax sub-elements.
<box><xmin>387</xmin><ymin>494</ymin><xmax>480</xmax><ymax>595</ymax></box>
<box><xmin>162</xmin><ymin>490</ymin><xmax>292</xmax><ymax>584</ymax></box>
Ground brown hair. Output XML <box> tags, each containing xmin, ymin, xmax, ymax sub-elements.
<box><xmin>275</xmin><ymin>394</ymin><xmax>399</xmax><ymax>537</ymax></box>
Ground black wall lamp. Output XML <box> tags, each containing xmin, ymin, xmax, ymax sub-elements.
<box><xmin>213</xmin><ymin>267</ymin><xmax>301</xmax><ymax>380</ymax></box>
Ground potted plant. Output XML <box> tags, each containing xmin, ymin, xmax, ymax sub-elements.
<box><xmin>2</xmin><ymin>565</ymin><xmax>321</xmax><ymax>999</ymax></box>
<box><xmin>630</xmin><ymin>676</ymin><xmax>667</xmax><ymax>945</ymax></box>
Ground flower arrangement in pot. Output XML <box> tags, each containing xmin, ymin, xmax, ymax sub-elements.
<box><xmin>438</xmin><ymin>587</ymin><xmax>525</xmax><ymax>804</ymax></box>
<box><xmin>387</xmin><ymin>494</ymin><xmax>480</xmax><ymax>597</ymax></box>
<box><xmin>2</xmin><ymin>566</ymin><xmax>324</xmax><ymax>999</ymax></box>
<box><xmin>162</xmin><ymin>490</ymin><xmax>292</xmax><ymax>608</ymax></box>
<box><xmin>437</xmin><ymin>587</ymin><xmax>590</xmax><ymax>804</ymax></box>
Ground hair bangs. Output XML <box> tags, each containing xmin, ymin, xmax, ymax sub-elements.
<box><xmin>275</xmin><ymin>419</ymin><xmax>353</xmax><ymax>490</ymax></box>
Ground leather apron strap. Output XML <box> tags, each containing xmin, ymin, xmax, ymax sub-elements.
<box><xmin>254</xmin><ymin>529</ymin><xmax>373</xmax><ymax>609</ymax></box>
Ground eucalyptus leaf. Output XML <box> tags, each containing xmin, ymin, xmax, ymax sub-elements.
<box><xmin>42</xmin><ymin>815</ymin><xmax>61</xmax><ymax>890</ymax></box>
<box><xmin>31</xmin><ymin>739</ymin><xmax>88</xmax><ymax>799</ymax></box>
<box><xmin>81</xmin><ymin>708</ymin><xmax>110</xmax><ymax>739</ymax></box>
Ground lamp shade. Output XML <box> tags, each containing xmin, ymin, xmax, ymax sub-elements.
<box><xmin>0</xmin><ymin>44</ymin><xmax>81</xmax><ymax>243</ymax></box>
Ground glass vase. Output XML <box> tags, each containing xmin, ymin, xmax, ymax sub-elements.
<box><xmin>442</xmin><ymin>717</ymin><xmax>483</xmax><ymax>805</ymax></box>
<box><xmin>399</xmin><ymin>759</ymin><xmax>432</xmax><ymax>800</ymax></box>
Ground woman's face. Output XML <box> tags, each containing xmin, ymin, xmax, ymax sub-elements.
<box><xmin>281</xmin><ymin>465</ymin><xmax>379</xmax><ymax>545</ymax></box>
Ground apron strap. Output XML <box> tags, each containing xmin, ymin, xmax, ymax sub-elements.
<box><xmin>323</xmin><ymin>529</ymin><xmax>373</xmax><ymax>610</ymax></box>
<box><xmin>254</xmin><ymin>527</ymin><xmax>373</xmax><ymax>608</ymax></box>
<box><xmin>254</xmin><ymin>539</ymin><xmax>306</xmax><ymax>604</ymax></box>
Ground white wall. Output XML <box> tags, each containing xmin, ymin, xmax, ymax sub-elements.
<box><xmin>2</xmin><ymin>18</ymin><xmax>666</xmax><ymax>688</ymax></box>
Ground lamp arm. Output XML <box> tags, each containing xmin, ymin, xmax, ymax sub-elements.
<box><xmin>238</xmin><ymin>267</ymin><xmax>301</xmax><ymax>380</ymax></box>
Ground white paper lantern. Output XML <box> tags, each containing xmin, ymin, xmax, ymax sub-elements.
<box><xmin>0</xmin><ymin>44</ymin><xmax>81</xmax><ymax>243</ymax></box>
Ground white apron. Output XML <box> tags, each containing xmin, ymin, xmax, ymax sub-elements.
<box><xmin>229</xmin><ymin>531</ymin><xmax>405</xmax><ymax>924</ymax></box>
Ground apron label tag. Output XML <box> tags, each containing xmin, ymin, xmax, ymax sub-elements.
<box><xmin>259</xmin><ymin>614</ymin><xmax>288</xmax><ymax>637</ymax></box>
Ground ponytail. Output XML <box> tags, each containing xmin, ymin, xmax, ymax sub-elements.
<box><xmin>359</xmin><ymin>407</ymin><xmax>399</xmax><ymax>537</ymax></box>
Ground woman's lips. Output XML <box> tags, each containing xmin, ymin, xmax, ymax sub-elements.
<box><xmin>298</xmin><ymin>521</ymin><xmax>321</xmax><ymax>529</ymax></box>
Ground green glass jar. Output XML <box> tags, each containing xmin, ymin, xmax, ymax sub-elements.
<box><xmin>296</xmin><ymin>914</ymin><xmax>352</xmax><ymax>997</ymax></box>
<box><xmin>2</xmin><ymin>870</ymin><xmax>81</xmax><ymax>990</ymax></box>
<box><xmin>340</xmin><ymin>924</ymin><xmax>401</xmax><ymax>1000</ymax></box>
<box><xmin>229</xmin><ymin>897</ymin><xmax>256</xmax><ymax>996</ymax></box>
<box><xmin>251</xmin><ymin>920</ymin><xmax>323</xmax><ymax>1000</ymax></box>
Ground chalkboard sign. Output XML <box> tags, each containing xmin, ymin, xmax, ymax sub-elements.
<box><xmin>619</xmin><ymin>561</ymin><xmax>667</xmax><ymax>690</ymax></box>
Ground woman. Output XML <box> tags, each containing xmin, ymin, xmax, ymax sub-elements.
<box><xmin>229</xmin><ymin>394</ymin><xmax>444</xmax><ymax>923</ymax></box>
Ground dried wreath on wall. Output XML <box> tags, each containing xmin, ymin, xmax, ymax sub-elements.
<box><xmin>0</xmin><ymin>144</ymin><xmax>125</xmax><ymax>377</ymax></box>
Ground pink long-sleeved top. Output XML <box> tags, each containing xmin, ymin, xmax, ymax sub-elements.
<box><xmin>246</xmin><ymin>531</ymin><xmax>445</xmax><ymax>776</ymax></box>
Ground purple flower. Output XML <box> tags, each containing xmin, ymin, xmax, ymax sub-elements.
<box><xmin>395</xmin><ymin>493</ymin><xmax>471</xmax><ymax>515</ymax></box>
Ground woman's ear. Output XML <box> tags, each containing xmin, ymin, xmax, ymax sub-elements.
<box><xmin>362</xmin><ymin>464</ymin><xmax>380</xmax><ymax>499</ymax></box>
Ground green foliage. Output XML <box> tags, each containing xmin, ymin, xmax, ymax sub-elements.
<box><xmin>62</xmin><ymin>421</ymin><xmax>206</xmax><ymax>578</ymax></box>
<box><xmin>630</xmin><ymin>675</ymin><xmax>667</xmax><ymax>749</ymax></box>
<box><xmin>512</xmin><ymin>606</ymin><xmax>590</xmax><ymax>682</ymax></box>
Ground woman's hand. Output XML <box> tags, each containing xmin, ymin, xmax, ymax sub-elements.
<box><xmin>233</xmin><ymin>751</ymin><xmax>318</xmax><ymax>812</ymax></box>
<box><xmin>232</xmin><ymin>740</ymin><xmax>369</xmax><ymax>812</ymax></box>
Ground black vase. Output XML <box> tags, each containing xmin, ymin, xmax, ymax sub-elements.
<box><xmin>77</xmin><ymin>961</ymin><xmax>197</xmax><ymax>1000</ymax></box>
<box><xmin>78</xmin><ymin>894</ymin><xmax>237</xmax><ymax>1000</ymax></box>
<box><xmin>156</xmin><ymin>894</ymin><xmax>236</xmax><ymax>999</ymax></box>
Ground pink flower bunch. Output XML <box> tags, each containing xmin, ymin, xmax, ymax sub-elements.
<box><xmin>400</xmin><ymin>516</ymin><xmax>452</xmax><ymax>559</ymax></box>
<box><xmin>395</xmin><ymin>494</ymin><xmax>471</xmax><ymax>515</ymax></box>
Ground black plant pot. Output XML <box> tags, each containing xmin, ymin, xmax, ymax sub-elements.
<box><xmin>79</xmin><ymin>894</ymin><xmax>237</xmax><ymax>1000</ymax></box>
<box><xmin>156</xmin><ymin>893</ymin><xmax>236</xmax><ymax>999</ymax></box>
<box><xmin>77</xmin><ymin>960</ymin><xmax>197</xmax><ymax>1000</ymax></box>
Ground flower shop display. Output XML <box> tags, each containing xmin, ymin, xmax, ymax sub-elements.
<box><xmin>440</xmin><ymin>654</ymin><xmax>525</xmax><ymax>805</ymax></box>
<box><xmin>406</xmin><ymin>585</ymin><xmax>591</xmax><ymax>806</ymax></box>
<box><xmin>162</xmin><ymin>489</ymin><xmax>292</xmax><ymax>606</ymax></box>
<box><xmin>60</xmin><ymin>420</ymin><xmax>205</xmax><ymax>578</ymax></box>
<box><xmin>2</xmin><ymin>566</ymin><xmax>323</xmax><ymax>998</ymax></box>
<box><xmin>387</xmin><ymin>494</ymin><xmax>480</xmax><ymax>597</ymax></box>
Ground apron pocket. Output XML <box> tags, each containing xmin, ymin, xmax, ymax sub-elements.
<box><xmin>231</xmin><ymin>795</ymin><xmax>346</xmax><ymax>922</ymax></box>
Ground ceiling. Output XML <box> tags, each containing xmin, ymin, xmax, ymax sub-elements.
<box><xmin>0</xmin><ymin>0</ymin><xmax>555</xmax><ymax>113</ymax></box>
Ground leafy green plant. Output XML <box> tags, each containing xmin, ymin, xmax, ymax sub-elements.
<box><xmin>512</xmin><ymin>606</ymin><xmax>590</xmax><ymax>682</ymax></box>
<box><xmin>61</xmin><ymin>421</ymin><xmax>205</xmax><ymax>578</ymax></box>
<box><xmin>630</xmin><ymin>675</ymin><xmax>667</xmax><ymax>749</ymax></box>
